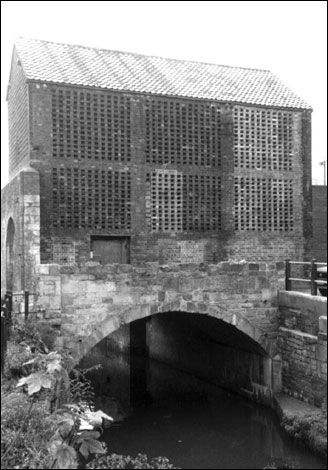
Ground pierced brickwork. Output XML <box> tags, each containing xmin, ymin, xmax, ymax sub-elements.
<box><xmin>145</xmin><ymin>98</ymin><xmax>221</xmax><ymax>167</ymax></box>
<box><xmin>234</xmin><ymin>177</ymin><xmax>293</xmax><ymax>231</ymax></box>
<box><xmin>52</xmin><ymin>167</ymin><xmax>131</xmax><ymax>230</ymax></box>
<box><xmin>51</xmin><ymin>88</ymin><xmax>131</xmax><ymax>161</ymax></box>
<box><xmin>234</xmin><ymin>106</ymin><xmax>293</xmax><ymax>171</ymax></box>
<box><xmin>146</xmin><ymin>170</ymin><xmax>221</xmax><ymax>232</ymax></box>
<box><xmin>4</xmin><ymin>50</ymin><xmax>312</xmax><ymax>267</ymax></box>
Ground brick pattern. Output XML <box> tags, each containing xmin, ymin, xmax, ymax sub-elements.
<box><xmin>51</xmin><ymin>88</ymin><xmax>131</xmax><ymax>161</ymax></box>
<box><xmin>8</xmin><ymin>51</ymin><xmax>29</xmax><ymax>178</ymax></box>
<box><xmin>234</xmin><ymin>177</ymin><xmax>293</xmax><ymax>231</ymax></box>
<box><xmin>233</xmin><ymin>106</ymin><xmax>293</xmax><ymax>170</ymax></box>
<box><xmin>145</xmin><ymin>98</ymin><xmax>221</xmax><ymax>166</ymax></box>
<box><xmin>146</xmin><ymin>170</ymin><xmax>221</xmax><ymax>232</ymax></box>
<box><xmin>51</xmin><ymin>166</ymin><xmax>131</xmax><ymax>230</ymax></box>
<box><xmin>5</xmin><ymin>78</ymin><xmax>311</xmax><ymax>265</ymax></box>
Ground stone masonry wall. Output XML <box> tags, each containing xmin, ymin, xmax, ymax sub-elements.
<box><xmin>1</xmin><ymin>167</ymin><xmax>41</xmax><ymax>295</ymax></box>
<box><xmin>35</xmin><ymin>261</ymin><xmax>285</xmax><ymax>364</ymax></box>
<box><xmin>278</xmin><ymin>291</ymin><xmax>327</xmax><ymax>406</ymax></box>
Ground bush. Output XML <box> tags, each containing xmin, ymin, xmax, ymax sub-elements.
<box><xmin>87</xmin><ymin>453</ymin><xmax>180</xmax><ymax>469</ymax></box>
<box><xmin>3</xmin><ymin>341</ymin><xmax>34</xmax><ymax>380</ymax></box>
<box><xmin>1</xmin><ymin>388</ymin><xmax>55</xmax><ymax>469</ymax></box>
<box><xmin>263</xmin><ymin>459</ymin><xmax>297</xmax><ymax>469</ymax></box>
<box><xmin>281</xmin><ymin>410</ymin><xmax>327</xmax><ymax>458</ymax></box>
<box><xmin>11</xmin><ymin>319</ymin><xmax>58</xmax><ymax>353</ymax></box>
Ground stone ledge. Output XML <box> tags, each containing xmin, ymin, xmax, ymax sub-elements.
<box><xmin>279</xmin><ymin>290</ymin><xmax>327</xmax><ymax>316</ymax></box>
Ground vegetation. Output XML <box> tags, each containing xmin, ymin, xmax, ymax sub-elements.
<box><xmin>1</xmin><ymin>319</ymin><xmax>178</xmax><ymax>469</ymax></box>
<box><xmin>263</xmin><ymin>459</ymin><xmax>297</xmax><ymax>469</ymax></box>
<box><xmin>281</xmin><ymin>411</ymin><xmax>327</xmax><ymax>458</ymax></box>
<box><xmin>87</xmin><ymin>453</ymin><xmax>179</xmax><ymax>469</ymax></box>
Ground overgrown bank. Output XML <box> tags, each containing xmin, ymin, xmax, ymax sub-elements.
<box><xmin>275</xmin><ymin>394</ymin><xmax>327</xmax><ymax>460</ymax></box>
<box><xmin>1</xmin><ymin>319</ymin><xmax>178</xmax><ymax>469</ymax></box>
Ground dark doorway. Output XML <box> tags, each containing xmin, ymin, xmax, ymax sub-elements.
<box><xmin>91</xmin><ymin>236</ymin><xmax>130</xmax><ymax>264</ymax></box>
<box><xmin>6</xmin><ymin>218</ymin><xmax>15</xmax><ymax>291</ymax></box>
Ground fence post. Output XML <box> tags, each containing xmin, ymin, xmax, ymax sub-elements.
<box><xmin>1</xmin><ymin>298</ymin><xmax>8</xmax><ymax>375</ymax></box>
<box><xmin>310</xmin><ymin>259</ymin><xmax>317</xmax><ymax>296</ymax></box>
<box><xmin>285</xmin><ymin>259</ymin><xmax>291</xmax><ymax>291</ymax></box>
<box><xmin>5</xmin><ymin>292</ymin><xmax>12</xmax><ymax>327</ymax></box>
<box><xmin>24</xmin><ymin>290</ymin><xmax>29</xmax><ymax>321</ymax></box>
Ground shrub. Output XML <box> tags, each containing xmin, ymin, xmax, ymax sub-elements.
<box><xmin>87</xmin><ymin>453</ymin><xmax>180</xmax><ymax>469</ymax></box>
<box><xmin>11</xmin><ymin>319</ymin><xmax>57</xmax><ymax>353</ymax></box>
<box><xmin>281</xmin><ymin>410</ymin><xmax>327</xmax><ymax>458</ymax></box>
<box><xmin>3</xmin><ymin>341</ymin><xmax>35</xmax><ymax>380</ymax></box>
<box><xmin>263</xmin><ymin>459</ymin><xmax>297</xmax><ymax>469</ymax></box>
<box><xmin>1</xmin><ymin>388</ymin><xmax>55</xmax><ymax>469</ymax></box>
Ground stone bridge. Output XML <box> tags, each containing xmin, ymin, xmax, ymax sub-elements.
<box><xmin>37</xmin><ymin>261</ymin><xmax>282</xmax><ymax>354</ymax></box>
<box><xmin>29</xmin><ymin>260</ymin><xmax>326</xmax><ymax>406</ymax></box>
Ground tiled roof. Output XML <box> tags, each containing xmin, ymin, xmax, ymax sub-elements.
<box><xmin>14</xmin><ymin>37</ymin><xmax>311</xmax><ymax>109</ymax></box>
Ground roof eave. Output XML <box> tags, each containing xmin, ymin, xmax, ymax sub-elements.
<box><xmin>25</xmin><ymin>78</ymin><xmax>313</xmax><ymax>111</ymax></box>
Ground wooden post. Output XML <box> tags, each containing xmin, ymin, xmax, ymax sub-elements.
<box><xmin>285</xmin><ymin>259</ymin><xmax>291</xmax><ymax>291</ymax></box>
<box><xmin>310</xmin><ymin>259</ymin><xmax>317</xmax><ymax>296</ymax></box>
<box><xmin>24</xmin><ymin>291</ymin><xmax>29</xmax><ymax>321</ymax></box>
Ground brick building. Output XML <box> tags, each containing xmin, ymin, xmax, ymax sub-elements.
<box><xmin>1</xmin><ymin>38</ymin><xmax>313</xmax><ymax>294</ymax></box>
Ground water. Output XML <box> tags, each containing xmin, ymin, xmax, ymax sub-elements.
<box><xmin>83</xmin><ymin>352</ymin><xmax>326</xmax><ymax>469</ymax></box>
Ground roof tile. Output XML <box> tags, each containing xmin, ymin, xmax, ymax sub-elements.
<box><xmin>14</xmin><ymin>38</ymin><xmax>311</xmax><ymax>109</ymax></box>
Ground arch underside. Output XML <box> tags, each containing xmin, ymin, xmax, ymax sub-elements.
<box><xmin>71</xmin><ymin>298</ymin><xmax>277</xmax><ymax>365</ymax></box>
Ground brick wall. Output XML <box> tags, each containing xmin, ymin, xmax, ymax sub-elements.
<box><xmin>19</xmin><ymin>82</ymin><xmax>310</xmax><ymax>265</ymax></box>
<box><xmin>310</xmin><ymin>185</ymin><xmax>327</xmax><ymax>262</ymax></box>
<box><xmin>278</xmin><ymin>291</ymin><xmax>327</xmax><ymax>406</ymax></box>
<box><xmin>7</xmin><ymin>48</ymin><xmax>30</xmax><ymax>179</ymax></box>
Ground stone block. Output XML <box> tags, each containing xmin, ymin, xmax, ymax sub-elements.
<box><xmin>319</xmin><ymin>316</ymin><xmax>327</xmax><ymax>334</ymax></box>
<box><xmin>38</xmin><ymin>265</ymin><xmax>50</xmax><ymax>275</ymax></box>
<box><xmin>316</xmin><ymin>343</ymin><xmax>327</xmax><ymax>362</ymax></box>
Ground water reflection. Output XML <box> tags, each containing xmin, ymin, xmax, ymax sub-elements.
<box><xmin>79</xmin><ymin>342</ymin><xmax>326</xmax><ymax>469</ymax></box>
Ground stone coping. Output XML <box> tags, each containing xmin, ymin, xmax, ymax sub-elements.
<box><xmin>37</xmin><ymin>260</ymin><xmax>286</xmax><ymax>276</ymax></box>
<box><xmin>278</xmin><ymin>290</ymin><xmax>327</xmax><ymax>317</ymax></box>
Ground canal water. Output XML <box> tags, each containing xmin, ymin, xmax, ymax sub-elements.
<box><xmin>81</xmin><ymin>348</ymin><xmax>326</xmax><ymax>470</ymax></box>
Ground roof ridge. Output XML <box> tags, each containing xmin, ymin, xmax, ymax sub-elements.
<box><xmin>16</xmin><ymin>36</ymin><xmax>272</xmax><ymax>73</ymax></box>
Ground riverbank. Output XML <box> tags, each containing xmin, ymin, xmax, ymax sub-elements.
<box><xmin>275</xmin><ymin>393</ymin><xmax>327</xmax><ymax>459</ymax></box>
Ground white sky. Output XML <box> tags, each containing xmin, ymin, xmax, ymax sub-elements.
<box><xmin>1</xmin><ymin>0</ymin><xmax>327</xmax><ymax>188</ymax></box>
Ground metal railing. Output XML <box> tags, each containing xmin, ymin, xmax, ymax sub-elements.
<box><xmin>285</xmin><ymin>259</ymin><xmax>327</xmax><ymax>296</ymax></box>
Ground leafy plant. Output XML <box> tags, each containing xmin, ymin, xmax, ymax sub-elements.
<box><xmin>263</xmin><ymin>459</ymin><xmax>297</xmax><ymax>469</ymax></box>
<box><xmin>87</xmin><ymin>453</ymin><xmax>180</xmax><ymax>469</ymax></box>
<box><xmin>1</xmin><ymin>388</ymin><xmax>55</xmax><ymax>469</ymax></box>
<box><xmin>69</xmin><ymin>366</ymin><xmax>102</xmax><ymax>409</ymax></box>
<box><xmin>281</xmin><ymin>410</ymin><xmax>327</xmax><ymax>458</ymax></box>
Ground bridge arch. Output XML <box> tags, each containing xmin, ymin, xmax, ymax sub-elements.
<box><xmin>71</xmin><ymin>297</ymin><xmax>277</xmax><ymax>365</ymax></box>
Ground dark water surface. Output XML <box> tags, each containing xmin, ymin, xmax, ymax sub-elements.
<box><xmin>91</xmin><ymin>356</ymin><xmax>326</xmax><ymax>470</ymax></box>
